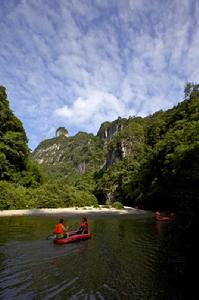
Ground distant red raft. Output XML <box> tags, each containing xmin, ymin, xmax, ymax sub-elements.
<box><xmin>53</xmin><ymin>230</ymin><xmax>92</xmax><ymax>245</ymax></box>
<box><xmin>154</xmin><ymin>214</ymin><xmax>176</xmax><ymax>222</ymax></box>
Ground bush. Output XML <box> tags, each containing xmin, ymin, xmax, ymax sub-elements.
<box><xmin>0</xmin><ymin>181</ymin><xmax>29</xmax><ymax>209</ymax></box>
<box><xmin>112</xmin><ymin>201</ymin><xmax>124</xmax><ymax>209</ymax></box>
<box><xmin>0</xmin><ymin>180</ymin><xmax>99</xmax><ymax>210</ymax></box>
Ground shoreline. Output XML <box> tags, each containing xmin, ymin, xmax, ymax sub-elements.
<box><xmin>0</xmin><ymin>206</ymin><xmax>150</xmax><ymax>217</ymax></box>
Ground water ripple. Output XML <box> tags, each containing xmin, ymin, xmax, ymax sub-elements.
<box><xmin>0</xmin><ymin>216</ymin><xmax>186</xmax><ymax>299</ymax></box>
<box><xmin>42</xmin><ymin>277</ymin><xmax>79</xmax><ymax>300</ymax></box>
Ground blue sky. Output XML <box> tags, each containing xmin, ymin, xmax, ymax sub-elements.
<box><xmin>0</xmin><ymin>0</ymin><xmax>199</xmax><ymax>150</ymax></box>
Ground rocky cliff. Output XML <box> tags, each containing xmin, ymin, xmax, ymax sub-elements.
<box><xmin>32</xmin><ymin>132</ymin><xmax>105</xmax><ymax>177</ymax></box>
<box><xmin>32</xmin><ymin>117</ymin><xmax>146</xmax><ymax>179</ymax></box>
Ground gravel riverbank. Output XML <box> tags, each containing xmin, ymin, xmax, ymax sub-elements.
<box><xmin>0</xmin><ymin>206</ymin><xmax>150</xmax><ymax>217</ymax></box>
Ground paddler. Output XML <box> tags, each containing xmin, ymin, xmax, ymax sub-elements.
<box><xmin>53</xmin><ymin>218</ymin><xmax>68</xmax><ymax>239</ymax></box>
<box><xmin>76</xmin><ymin>216</ymin><xmax>89</xmax><ymax>234</ymax></box>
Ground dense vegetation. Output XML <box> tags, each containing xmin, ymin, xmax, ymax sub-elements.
<box><xmin>96</xmin><ymin>84</ymin><xmax>199</xmax><ymax>214</ymax></box>
<box><xmin>95</xmin><ymin>83</ymin><xmax>199</xmax><ymax>215</ymax></box>
<box><xmin>0</xmin><ymin>86</ymin><xmax>98</xmax><ymax>209</ymax></box>
<box><xmin>0</xmin><ymin>83</ymin><xmax>198</xmax><ymax>215</ymax></box>
<box><xmin>0</xmin><ymin>86</ymin><xmax>41</xmax><ymax>185</ymax></box>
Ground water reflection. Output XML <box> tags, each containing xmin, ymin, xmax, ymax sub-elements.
<box><xmin>153</xmin><ymin>215</ymin><xmax>199</xmax><ymax>300</ymax></box>
<box><xmin>0</xmin><ymin>215</ymin><xmax>198</xmax><ymax>299</ymax></box>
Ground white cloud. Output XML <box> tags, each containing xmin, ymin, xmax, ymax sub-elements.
<box><xmin>0</xmin><ymin>0</ymin><xmax>199</xmax><ymax>149</ymax></box>
<box><xmin>54</xmin><ymin>89</ymin><xmax>125</xmax><ymax>131</ymax></box>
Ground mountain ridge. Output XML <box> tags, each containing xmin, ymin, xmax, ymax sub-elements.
<box><xmin>32</xmin><ymin>84</ymin><xmax>199</xmax><ymax>210</ymax></box>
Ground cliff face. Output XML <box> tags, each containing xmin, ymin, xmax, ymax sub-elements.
<box><xmin>97</xmin><ymin>117</ymin><xmax>127</xmax><ymax>141</ymax></box>
<box><xmin>32</xmin><ymin>117</ymin><xmax>148</xmax><ymax>205</ymax></box>
<box><xmin>32</xmin><ymin>117</ymin><xmax>146</xmax><ymax>179</ymax></box>
<box><xmin>98</xmin><ymin>117</ymin><xmax>146</xmax><ymax>169</ymax></box>
<box><xmin>33</xmin><ymin>141</ymin><xmax>61</xmax><ymax>165</ymax></box>
<box><xmin>32</xmin><ymin>132</ymin><xmax>105</xmax><ymax>176</ymax></box>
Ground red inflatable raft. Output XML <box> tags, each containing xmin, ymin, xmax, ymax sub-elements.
<box><xmin>54</xmin><ymin>230</ymin><xmax>92</xmax><ymax>245</ymax></box>
<box><xmin>154</xmin><ymin>214</ymin><xmax>176</xmax><ymax>222</ymax></box>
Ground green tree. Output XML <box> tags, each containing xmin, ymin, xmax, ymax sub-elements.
<box><xmin>0</xmin><ymin>86</ymin><xmax>43</xmax><ymax>189</ymax></box>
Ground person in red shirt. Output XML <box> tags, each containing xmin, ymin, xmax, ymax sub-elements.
<box><xmin>76</xmin><ymin>217</ymin><xmax>89</xmax><ymax>234</ymax></box>
<box><xmin>155</xmin><ymin>210</ymin><xmax>161</xmax><ymax>218</ymax></box>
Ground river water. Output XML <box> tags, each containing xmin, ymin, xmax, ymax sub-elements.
<box><xmin>0</xmin><ymin>214</ymin><xmax>197</xmax><ymax>299</ymax></box>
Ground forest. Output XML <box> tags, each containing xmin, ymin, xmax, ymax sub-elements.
<box><xmin>0</xmin><ymin>84</ymin><xmax>198</xmax><ymax>220</ymax></box>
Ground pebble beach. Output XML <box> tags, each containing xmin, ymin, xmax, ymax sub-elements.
<box><xmin>0</xmin><ymin>206</ymin><xmax>150</xmax><ymax>217</ymax></box>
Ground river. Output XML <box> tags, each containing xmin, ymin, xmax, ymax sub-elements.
<box><xmin>0</xmin><ymin>214</ymin><xmax>197</xmax><ymax>299</ymax></box>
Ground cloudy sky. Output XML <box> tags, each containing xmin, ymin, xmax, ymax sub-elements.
<box><xmin>0</xmin><ymin>0</ymin><xmax>199</xmax><ymax>150</ymax></box>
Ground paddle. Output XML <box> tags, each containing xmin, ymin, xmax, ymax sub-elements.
<box><xmin>46</xmin><ymin>233</ymin><xmax>56</xmax><ymax>240</ymax></box>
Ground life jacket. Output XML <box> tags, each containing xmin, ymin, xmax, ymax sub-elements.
<box><xmin>81</xmin><ymin>221</ymin><xmax>88</xmax><ymax>233</ymax></box>
<box><xmin>81</xmin><ymin>222</ymin><xmax>85</xmax><ymax>229</ymax></box>
<box><xmin>54</xmin><ymin>223</ymin><xmax>64</xmax><ymax>234</ymax></box>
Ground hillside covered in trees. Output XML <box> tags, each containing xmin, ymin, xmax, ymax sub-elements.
<box><xmin>0</xmin><ymin>86</ymin><xmax>97</xmax><ymax>209</ymax></box>
<box><xmin>95</xmin><ymin>83</ymin><xmax>199</xmax><ymax>213</ymax></box>
<box><xmin>0</xmin><ymin>84</ymin><xmax>199</xmax><ymax>216</ymax></box>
